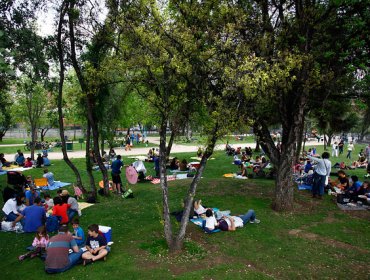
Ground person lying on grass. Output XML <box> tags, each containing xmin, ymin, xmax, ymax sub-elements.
<box><xmin>203</xmin><ymin>209</ymin><xmax>260</xmax><ymax>232</ymax></box>
<box><xmin>82</xmin><ymin>224</ymin><xmax>109</xmax><ymax>266</ymax></box>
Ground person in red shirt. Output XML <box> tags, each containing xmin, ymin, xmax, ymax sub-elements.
<box><xmin>52</xmin><ymin>196</ymin><xmax>70</xmax><ymax>224</ymax></box>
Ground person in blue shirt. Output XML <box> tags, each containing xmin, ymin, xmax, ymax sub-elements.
<box><xmin>42</xmin><ymin>155</ymin><xmax>51</xmax><ymax>166</ymax></box>
<box><xmin>111</xmin><ymin>155</ymin><xmax>123</xmax><ymax>194</ymax></box>
<box><xmin>71</xmin><ymin>218</ymin><xmax>85</xmax><ymax>247</ymax></box>
<box><xmin>15</xmin><ymin>152</ymin><xmax>25</xmax><ymax>166</ymax></box>
<box><xmin>12</xmin><ymin>197</ymin><xmax>46</xmax><ymax>232</ymax></box>
<box><xmin>25</xmin><ymin>186</ymin><xmax>41</xmax><ymax>206</ymax></box>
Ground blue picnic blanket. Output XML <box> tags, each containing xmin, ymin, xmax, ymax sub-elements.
<box><xmin>190</xmin><ymin>218</ymin><xmax>221</xmax><ymax>233</ymax></box>
<box><xmin>0</xmin><ymin>170</ymin><xmax>7</xmax><ymax>176</ymax></box>
<box><xmin>41</xmin><ymin>181</ymin><xmax>71</xmax><ymax>191</ymax></box>
<box><xmin>298</xmin><ymin>184</ymin><xmax>312</xmax><ymax>190</ymax></box>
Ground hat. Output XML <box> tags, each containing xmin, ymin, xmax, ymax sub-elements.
<box><xmin>61</xmin><ymin>190</ymin><xmax>69</xmax><ymax>196</ymax></box>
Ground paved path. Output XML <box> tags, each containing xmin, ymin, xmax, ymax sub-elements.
<box><xmin>1</xmin><ymin>137</ymin><xmax>324</xmax><ymax>160</ymax></box>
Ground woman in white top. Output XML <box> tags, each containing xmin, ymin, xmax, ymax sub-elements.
<box><xmin>307</xmin><ymin>152</ymin><xmax>331</xmax><ymax>199</ymax></box>
<box><xmin>2</xmin><ymin>194</ymin><xmax>25</xmax><ymax>221</ymax></box>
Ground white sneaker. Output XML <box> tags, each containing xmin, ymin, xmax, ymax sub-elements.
<box><xmin>250</xmin><ymin>219</ymin><xmax>260</xmax><ymax>224</ymax></box>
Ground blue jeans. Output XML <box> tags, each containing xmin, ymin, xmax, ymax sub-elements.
<box><xmin>313</xmin><ymin>172</ymin><xmax>326</xmax><ymax>196</ymax></box>
<box><xmin>68</xmin><ymin>209</ymin><xmax>78</xmax><ymax>222</ymax></box>
<box><xmin>3</xmin><ymin>211</ymin><xmax>18</xmax><ymax>222</ymax></box>
<box><xmin>45</xmin><ymin>250</ymin><xmax>83</xmax><ymax>273</ymax></box>
<box><xmin>346</xmin><ymin>151</ymin><xmax>352</xmax><ymax>159</ymax></box>
<box><xmin>239</xmin><ymin>209</ymin><xmax>256</xmax><ymax>224</ymax></box>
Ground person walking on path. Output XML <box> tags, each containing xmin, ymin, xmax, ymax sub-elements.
<box><xmin>346</xmin><ymin>142</ymin><xmax>355</xmax><ymax>159</ymax></box>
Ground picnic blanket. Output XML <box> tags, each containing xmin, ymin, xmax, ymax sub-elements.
<box><xmin>223</xmin><ymin>173</ymin><xmax>235</xmax><ymax>178</ymax></box>
<box><xmin>41</xmin><ymin>181</ymin><xmax>71</xmax><ymax>190</ymax></box>
<box><xmin>298</xmin><ymin>184</ymin><xmax>312</xmax><ymax>190</ymax></box>
<box><xmin>127</xmin><ymin>155</ymin><xmax>148</xmax><ymax>161</ymax></box>
<box><xmin>190</xmin><ymin>157</ymin><xmax>216</xmax><ymax>160</ymax></box>
<box><xmin>0</xmin><ymin>171</ymin><xmax>7</xmax><ymax>176</ymax></box>
<box><xmin>190</xmin><ymin>218</ymin><xmax>221</xmax><ymax>233</ymax></box>
<box><xmin>2</xmin><ymin>166</ymin><xmax>33</xmax><ymax>172</ymax></box>
<box><xmin>151</xmin><ymin>175</ymin><xmax>176</xmax><ymax>184</ymax></box>
<box><xmin>78</xmin><ymin>202</ymin><xmax>94</xmax><ymax>211</ymax></box>
<box><xmin>337</xmin><ymin>203</ymin><xmax>369</xmax><ymax>211</ymax></box>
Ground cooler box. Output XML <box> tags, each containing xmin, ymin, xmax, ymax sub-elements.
<box><xmin>99</xmin><ymin>225</ymin><xmax>112</xmax><ymax>242</ymax></box>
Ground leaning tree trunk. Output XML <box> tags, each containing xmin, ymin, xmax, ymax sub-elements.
<box><xmin>67</xmin><ymin>4</ymin><xmax>109</xmax><ymax>195</ymax></box>
<box><xmin>166</xmin><ymin>130</ymin><xmax>176</xmax><ymax>158</ymax></box>
<box><xmin>172</xmin><ymin>122</ymin><xmax>219</xmax><ymax>251</ymax></box>
<box><xmin>85</xmin><ymin>120</ymin><xmax>96</xmax><ymax>195</ymax></box>
<box><xmin>56</xmin><ymin>0</ymin><xmax>86</xmax><ymax>193</ymax></box>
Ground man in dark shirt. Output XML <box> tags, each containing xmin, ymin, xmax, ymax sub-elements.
<box><xmin>45</xmin><ymin>224</ymin><xmax>82</xmax><ymax>273</ymax></box>
<box><xmin>111</xmin><ymin>155</ymin><xmax>123</xmax><ymax>194</ymax></box>
<box><xmin>82</xmin><ymin>224</ymin><xmax>109</xmax><ymax>266</ymax></box>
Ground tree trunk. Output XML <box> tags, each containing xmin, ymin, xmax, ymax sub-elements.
<box><xmin>30</xmin><ymin>127</ymin><xmax>37</xmax><ymax>160</ymax></box>
<box><xmin>255</xmin><ymin>138</ymin><xmax>261</xmax><ymax>152</ymax></box>
<box><xmin>172</xmin><ymin>123</ymin><xmax>219</xmax><ymax>251</ymax></box>
<box><xmin>158</xmin><ymin>120</ymin><xmax>174</xmax><ymax>249</ymax></box>
<box><xmin>56</xmin><ymin>0</ymin><xmax>86</xmax><ymax>193</ymax></box>
<box><xmin>273</xmin><ymin>152</ymin><xmax>295</xmax><ymax>211</ymax></box>
<box><xmin>86</xmin><ymin>120</ymin><xmax>96</xmax><ymax>195</ymax></box>
<box><xmin>166</xmin><ymin>130</ymin><xmax>175</xmax><ymax>158</ymax></box>
<box><xmin>67</xmin><ymin>3</ymin><xmax>110</xmax><ymax>195</ymax></box>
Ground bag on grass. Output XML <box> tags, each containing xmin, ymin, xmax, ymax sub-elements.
<box><xmin>46</xmin><ymin>215</ymin><xmax>61</xmax><ymax>233</ymax></box>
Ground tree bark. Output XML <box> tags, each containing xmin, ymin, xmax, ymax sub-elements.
<box><xmin>86</xmin><ymin>120</ymin><xmax>96</xmax><ymax>195</ymax></box>
<box><xmin>172</xmin><ymin>122</ymin><xmax>219</xmax><ymax>251</ymax></box>
<box><xmin>159</xmin><ymin>119</ymin><xmax>174</xmax><ymax>249</ymax></box>
<box><xmin>67</xmin><ymin>2</ymin><xmax>110</xmax><ymax>195</ymax></box>
<box><xmin>56</xmin><ymin>0</ymin><xmax>86</xmax><ymax>193</ymax></box>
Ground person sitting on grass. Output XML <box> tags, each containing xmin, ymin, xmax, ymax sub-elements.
<box><xmin>45</xmin><ymin>224</ymin><xmax>83</xmax><ymax>273</ymax></box>
<box><xmin>18</xmin><ymin>225</ymin><xmax>49</xmax><ymax>261</ymax></box>
<box><xmin>178</xmin><ymin>159</ymin><xmax>188</xmax><ymax>171</ymax></box>
<box><xmin>71</xmin><ymin>218</ymin><xmax>85</xmax><ymax>247</ymax></box>
<box><xmin>52</xmin><ymin>196</ymin><xmax>71</xmax><ymax>224</ymax></box>
<box><xmin>25</xmin><ymin>186</ymin><xmax>41</xmax><ymax>206</ymax></box>
<box><xmin>43</xmin><ymin>168</ymin><xmax>55</xmax><ymax>186</ymax></box>
<box><xmin>12</xmin><ymin>197</ymin><xmax>46</xmax><ymax>233</ymax></box>
<box><xmin>202</xmin><ymin>209</ymin><xmax>218</xmax><ymax>233</ymax></box>
<box><xmin>61</xmin><ymin>190</ymin><xmax>79</xmax><ymax>221</ymax></box>
<box><xmin>42</xmin><ymin>154</ymin><xmax>51</xmax><ymax>166</ymax></box>
<box><xmin>15</xmin><ymin>152</ymin><xmax>25</xmax><ymax>166</ymax></box>
<box><xmin>2</xmin><ymin>194</ymin><xmax>25</xmax><ymax>221</ymax></box>
<box><xmin>218</xmin><ymin>209</ymin><xmax>260</xmax><ymax>231</ymax></box>
<box><xmin>36</xmin><ymin>153</ymin><xmax>43</xmax><ymax>168</ymax></box>
<box><xmin>0</xmin><ymin>153</ymin><xmax>11</xmax><ymax>167</ymax></box>
<box><xmin>82</xmin><ymin>224</ymin><xmax>109</xmax><ymax>266</ymax></box>
<box><xmin>43</xmin><ymin>193</ymin><xmax>54</xmax><ymax>211</ymax></box>
<box><xmin>24</xmin><ymin>157</ymin><xmax>33</xmax><ymax>168</ymax></box>
<box><xmin>333</xmin><ymin>170</ymin><xmax>350</xmax><ymax>193</ymax></box>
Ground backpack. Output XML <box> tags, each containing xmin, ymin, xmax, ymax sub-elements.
<box><xmin>46</xmin><ymin>216</ymin><xmax>61</xmax><ymax>233</ymax></box>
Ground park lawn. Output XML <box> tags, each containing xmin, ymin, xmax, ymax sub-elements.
<box><xmin>173</xmin><ymin>135</ymin><xmax>255</xmax><ymax>146</ymax></box>
<box><xmin>0</xmin><ymin>149</ymin><xmax>369</xmax><ymax>279</ymax></box>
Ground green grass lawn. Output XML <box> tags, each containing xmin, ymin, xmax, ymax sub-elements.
<box><xmin>0</xmin><ymin>147</ymin><xmax>369</xmax><ymax>279</ymax></box>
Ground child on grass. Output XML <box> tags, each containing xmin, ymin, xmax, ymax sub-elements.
<box><xmin>19</xmin><ymin>226</ymin><xmax>49</xmax><ymax>261</ymax></box>
<box><xmin>82</xmin><ymin>224</ymin><xmax>109</xmax><ymax>266</ymax></box>
<box><xmin>71</xmin><ymin>218</ymin><xmax>85</xmax><ymax>247</ymax></box>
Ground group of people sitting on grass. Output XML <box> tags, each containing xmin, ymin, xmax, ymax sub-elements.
<box><xmin>17</xmin><ymin>222</ymin><xmax>109</xmax><ymax>273</ymax></box>
<box><xmin>0</xmin><ymin>150</ymin><xmax>51</xmax><ymax>170</ymax></box>
<box><xmin>329</xmin><ymin>171</ymin><xmax>370</xmax><ymax>203</ymax></box>
<box><xmin>2</xmin><ymin>185</ymin><xmax>109</xmax><ymax>273</ymax></box>
<box><xmin>172</xmin><ymin>199</ymin><xmax>260</xmax><ymax>232</ymax></box>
